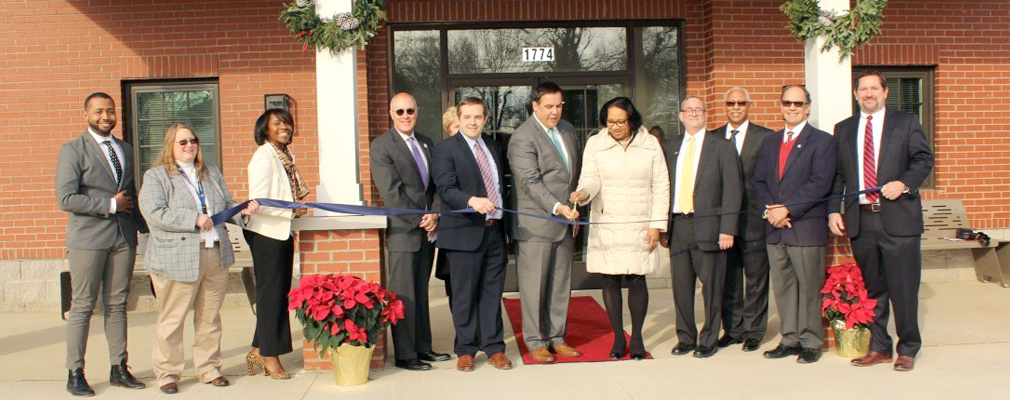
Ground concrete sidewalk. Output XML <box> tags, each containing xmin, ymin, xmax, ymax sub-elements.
<box><xmin>1</xmin><ymin>281</ymin><xmax>1008</xmax><ymax>400</ymax></box>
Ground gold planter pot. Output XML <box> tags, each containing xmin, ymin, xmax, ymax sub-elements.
<box><xmin>329</xmin><ymin>344</ymin><xmax>375</xmax><ymax>386</ymax></box>
<box><xmin>831</xmin><ymin>319</ymin><xmax>871</xmax><ymax>358</ymax></box>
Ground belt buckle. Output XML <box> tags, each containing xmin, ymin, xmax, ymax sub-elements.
<box><xmin>870</xmin><ymin>203</ymin><xmax>881</xmax><ymax>213</ymax></box>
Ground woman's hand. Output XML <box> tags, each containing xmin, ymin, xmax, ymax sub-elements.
<box><xmin>569</xmin><ymin>189</ymin><xmax>589</xmax><ymax>204</ymax></box>
<box><xmin>241</xmin><ymin>200</ymin><xmax>260</xmax><ymax>216</ymax></box>
<box><xmin>294</xmin><ymin>201</ymin><xmax>309</xmax><ymax>217</ymax></box>
<box><xmin>196</xmin><ymin>214</ymin><xmax>213</xmax><ymax>232</ymax></box>
<box><xmin>646</xmin><ymin>228</ymin><xmax>660</xmax><ymax>252</ymax></box>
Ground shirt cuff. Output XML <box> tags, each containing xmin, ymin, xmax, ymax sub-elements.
<box><xmin>109</xmin><ymin>198</ymin><xmax>117</xmax><ymax>214</ymax></box>
<box><xmin>552</xmin><ymin>202</ymin><xmax>562</xmax><ymax>215</ymax></box>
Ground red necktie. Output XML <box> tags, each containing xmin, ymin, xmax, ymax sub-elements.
<box><xmin>778</xmin><ymin>131</ymin><xmax>795</xmax><ymax>179</ymax></box>
<box><xmin>863</xmin><ymin>116</ymin><xmax>879</xmax><ymax>203</ymax></box>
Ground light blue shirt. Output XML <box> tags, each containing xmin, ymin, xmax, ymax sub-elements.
<box><xmin>461</xmin><ymin>134</ymin><xmax>503</xmax><ymax>220</ymax></box>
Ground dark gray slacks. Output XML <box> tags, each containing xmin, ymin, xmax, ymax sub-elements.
<box><xmin>767</xmin><ymin>242</ymin><xmax>826</xmax><ymax>349</ymax></box>
<box><xmin>385</xmin><ymin>239</ymin><xmax>436</xmax><ymax>360</ymax></box>
<box><xmin>670</xmin><ymin>217</ymin><xmax>727</xmax><ymax>349</ymax></box>
<box><xmin>516</xmin><ymin>233</ymin><xmax>574</xmax><ymax>350</ymax></box>
<box><xmin>66</xmin><ymin>234</ymin><xmax>135</xmax><ymax>370</ymax></box>
<box><xmin>721</xmin><ymin>238</ymin><xmax>770</xmax><ymax>341</ymax></box>
<box><xmin>445</xmin><ymin>224</ymin><xmax>507</xmax><ymax>357</ymax></box>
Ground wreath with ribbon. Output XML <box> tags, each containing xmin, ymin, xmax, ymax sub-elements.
<box><xmin>281</xmin><ymin>0</ymin><xmax>387</xmax><ymax>54</ymax></box>
<box><xmin>780</xmin><ymin>0</ymin><xmax>887</xmax><ymax>61</ymax></box>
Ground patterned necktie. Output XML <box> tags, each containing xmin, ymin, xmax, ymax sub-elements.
<box><xmin>863</xmin><ymin>115</ymin><xmax>879</xmax><ymax>203</ymax></box>
<box><xmin>730</xmin><ymin>129</ymin><xmax>740</xmax><ymax>153</ymax></box>
<box><xmin>103</xmin><ymin>140</ymin><xmax>122</xmax><ymax>185</ymax></box>
<box><xmin>679</xmin><ymin>135</ymin><xmax>696</xmax><ymax>213</ymax></box>
<box><xmin>473</xmin><ymin>141</ymin><xmax>500</xmax><ymax>210</ymax></box>
<box><xmin>407</xmin><ymin>136</ymin><xmax>428</xmax><ymax>187</ymax></box>
<box><xmin>547</xmin><ymin>128</ymin><xmax>569</xmax><ymax>173</ymax></box>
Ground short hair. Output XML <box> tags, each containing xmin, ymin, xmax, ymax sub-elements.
<box><xmin>855</xmin><ymin>70</ymin><xmax>888</xmax><ymax>90</ymax></box>
<box><xmin>649</xmin><ymin>125</ymin><xmax>665</xmax><ymax>139</ymax></box>
<box><xmin>724</xmin><ymin>87</ymin><xmax>752</xmax><ymax>103</ymax></box>
<box><xmin>780</xmin><ymin>85</ymin><xmax>811</xmax><ymax>104</ymax></box>
<box><xmin>599</xmin><ymin>96</ymin><xmax>643</xmax><ymax>137</ymax></box>
<box><xmin>456</xmin><ymin>97</ymin><xmax>487</xmax><ymax>117</ymax></box>
<box><xmin>152</xmin><ymin>122</ymin><xmax>207</xmax><ymax>180</ymax></box>
<box><xmin>442</xmin><ymin>106</ymin><xmax>458</xmax><ymax>137</ymax></box>
<box><xmin>532</xmin><ymin>81</ymin><xmax>563</xmax><ymax>103</ymax></box>
<box><xmin>84</xmin><ymin>92</ymin><xmax>114</xmax><ymax>110</ymax></box>
<box><xmin>681</xmin><ymin>95</ymin><xmax>706</xmax><ymax>111</ymax></box>
<box><xmin>254</xmin><ymin>108</ymin><xmax>295</xmax><ymax>146</ymax></box>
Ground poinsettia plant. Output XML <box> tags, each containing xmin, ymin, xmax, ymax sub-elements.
<box><xmin>821</xmin><ymin>262</ymin><xmax>878</xmax><ymax>330</ymax></box>
<box><xmin>288</xmin><ymin>273</ymin><xmax>405</xmax><ymax>357</ymax></box>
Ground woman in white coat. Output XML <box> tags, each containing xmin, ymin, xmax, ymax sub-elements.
<box><xmin>570</xmin><ymin>97</ymin><xmax>670</xmax><ymax>360</ymax></box>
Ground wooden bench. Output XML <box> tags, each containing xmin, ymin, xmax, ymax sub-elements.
<box><xmin>921</xmin><ymin>199</ymin><xmax>1010</xmax><ymax>287</ymax></box>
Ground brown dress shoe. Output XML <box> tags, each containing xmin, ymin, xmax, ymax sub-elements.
<box><xmin>851</xmin><ymin>351</ymin><xmax>893</xmax><ymax>367</ymax></box>
<box><xmin>552</xmin><ymin>343</ymin><xmax>582</xmax><ymax>357</ymax></box>
<box><xmin>530</xmin><ymin>347</ymin><xmax>555</xmax><ymax>363</ymax></box>
<box><xmin>487</xmin><ymin>352</ymin><xmax>513</xmax><ymax>370</ymax></box>
<box><xmin>456</xmin><ymin>355</ymin><xmax>475</xmax><ymax>372</ymax></box>
<box><xmin>894</xmin><ymin>355</ymin><xmax>915</xmax><ymax>371</ymax></box>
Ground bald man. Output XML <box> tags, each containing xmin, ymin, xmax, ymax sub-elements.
<box><xmin>369</xmin><ymin>93</ymin><xmax>451</xmax><ymax>370</ymax></box>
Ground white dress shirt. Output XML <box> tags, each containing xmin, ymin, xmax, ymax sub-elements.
<box><xmin>178</xmin><ymin>161</ymin><xmax>220</xmax><ymax>247</ymax></box>
<box><xmin>88</xmin><ymin>128</ymin><xmax>125</xmax><ymax>214</ymax></box>
<box><xmin>462</xmin><ymin>134</ymin><xmax>503</xmax><ymax>220</ymax></box>
<box><xmin>783</xmin><ymin>120</ymin><xmax>808</xmax><ymax>143</ymax></box>
<box><xmin>857</xmin><ymin>107</ymin><xmax>886</xmax><ymax>204</ymax></box>
<box><xmin>725</xmin><ymin>120</ymin><xmax>749</xmax><ymax>154</ymax></box>
<box><xmin>533</xmin><ymin>115</ymin><xmax>570</xmax><ymax>215</ymax></box>
<box><xmin>672</xmin><ymin>129</ymin><xmax>706</xmax><ymax>214</ymax></box>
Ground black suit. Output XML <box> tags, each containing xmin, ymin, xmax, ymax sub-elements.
<box><xmin>663</xmin><ymin>132</ymin><xmax>743</xmax><ymax>349</ymax></box>
<box><xmin>432</xmin><ymin>133</ymin><xmax>509</xmax><ymax>357</ymax></box>
<box><xmin>830</xmin><ymin>108</ymin><xmax>933</xmax><ymax>357</ymax></box>
<box><xmin>717</xmin><ymin>122</ymin><xmax>775</xmax><ymax>342</ymax></box>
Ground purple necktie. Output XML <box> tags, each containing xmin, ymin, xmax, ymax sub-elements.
<box><xmin>407</xmin><ymin>136</ymin><xmax>428</xmax><ymax>187</ymax></box>
<box><xmin>473</xmin><ymin>141</ymin><xmax>500</xmax><ymax>209</ymax></box>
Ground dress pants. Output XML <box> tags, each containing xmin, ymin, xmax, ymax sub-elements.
<box><xmin>66</xmin><ymin>234</ymin><xmax>135</xmax><ymax>370</ymax></box>
<box><xmin>386</xmin><ymin>240</ymin><xmax>435</xmax><ymax>360</ymax></box>
<box><xmin>851</xmin><ymin>210</ymin><xmax>922</xmax><ymax>357</ymax></box>
<box><xmin>243</xmin><ymin>229</ymin><xmax>295</xmax><ymax>356</ymax></box>
<box><xmin>517</xmin><ymin>233</ymin><xmax>574</xmax><ymax>350</ymax></box>
<box><xmin>767</xmin><ymin>243</ymin><xmax>825</xmax><ymax>349</ymax></box>
<box><xmin>150</xmin><ymin>246</ymin><xmax>229</xmax><ymax>387</ymax></box>
<box><xmin>670</xmin><ymin>216</ymin><xmax>726</xmax><ymax>349</ymax></box>
<box><xmin>721</xmin><ymin>238</ymin><xmax>769</xmax><ymax>341</ymax></box>
<box><xmin>445</xmin><ymin>223</ymin><xmax>507</xmax><ymax>357</ymax></box>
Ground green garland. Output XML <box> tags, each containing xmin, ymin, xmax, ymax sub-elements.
<box><xmin>780</xmin><ymin>0</ymin><xmax>887</xmax><ymax>61</ymax></box>
<box><xmin>281</xmin><ymin>0</ymin><xmax>386</xmax><ymax>54</ymax></box>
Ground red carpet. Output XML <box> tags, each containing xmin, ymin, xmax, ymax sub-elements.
<box><xmin>502</xmin><ymin>296</ymin><xmax>653</xmax><ymax>364</ymax></box>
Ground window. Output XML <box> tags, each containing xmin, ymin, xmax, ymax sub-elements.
<box><xmin>124</xmin><ymin>80</ymin><xmax>221</xmax><ymax>183</ymax></box>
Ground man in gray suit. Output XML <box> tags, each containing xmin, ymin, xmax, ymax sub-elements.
<box><xmin>507</xmin><ymin>82</ymin><xmax>582</xmax><ymax>363</ymax></box>
<box><xmin>56</xmin><ymin>92</ymin><xmax>147</xmax><ymax>396</ymax></box>
<box><xmin>369</xmin><ymin>92</ymin><xmax>451</xmax><ymax>371</ymax></box>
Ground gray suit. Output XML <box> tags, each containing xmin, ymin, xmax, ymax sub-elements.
<box><xmin>56</xmin><ymin>131</ymin><xmax>145</xmax><ymax>370</ymax></box>
<box><xmin>369</xmin><ymin>128</ymin><xmax>437</xmax><ymax>360</ymax></box>
<box><xmin>507</xmin><ymin>117</ymin><xmax>580</xmax><ymax>350</ymax></box>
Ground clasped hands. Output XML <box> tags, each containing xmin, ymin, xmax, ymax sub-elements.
<box><xmin>195</xmin><ymin>200</ymin><xmax>260</xmax><ymax>232</ymax></box>
<box><xmin>765</xmin><ymin>204</ymin><xmax>792</xmax><ymax>229</ymax></box>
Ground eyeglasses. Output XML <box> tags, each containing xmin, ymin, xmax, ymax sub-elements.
<box><xmin>681</xmin><ymin>108</ymin><xmax>706</xmax><ymax>115</ymax></box>
<box><xmin>176</xmin><ymin>138</ymin><xmax>200</xmax><ymax>146</ymax></box>
<box><xmin>606</xmin><ymin>119</ymin><xmax>629</xmax><ymax>126</ymax></box>
<box><xmin>394</xmin><ymin>108</ymin><xmax>416</xmax><ymax>116</ymax></box>
<box><xmin>726</xmin><ymin>101</ymin><xmax>749</xmax><ymax>107</ymax></box>
<box><xmin>780</xmin><ymin>101</ymin><xmax>808</xmax><ymax>108</ymax></box>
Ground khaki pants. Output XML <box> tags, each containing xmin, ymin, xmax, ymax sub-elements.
<box><xmin>151</xmin><ymin>247</ymin><xmax>229</xmax><ymax>386</ymax></box>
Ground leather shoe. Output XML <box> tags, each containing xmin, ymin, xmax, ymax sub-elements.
<box><xmin>530</xmin><ymin>348</ymin><xmax>556</xmax><ymax>363</ymax></box>
<box><xmin>693</xmin><ymin>346</ymin><xmax>717</xmax><ymax>358</ymax></box>
<box><xmin>717</xmin><ymin>335</ymin><xmax>742</xmax><ymax>348</ymax></box>
<box><xmin>851</xmin><ymin>350</ymin><xmax>893</xmax><ymax>367</ymax></box>
<box><xmin>394</xmin><ymin>358</ymin><xmax>433</xmax><ymax>371</ymax></box>
<box><xmin>763</xmin><ymin>344</ymin><xmax>801</xmax><ymax>359</ymax></box>
<box><xmin>208</xmin><ymin>376</ymin><xmax>229</xmax><ymax>387</ymax></box>
<box><xmin>671</xmin><ymin>343</ymin><xmax>696</xmax><ymax>356</ymax></box>
<box><xmin>797</xmin><ymin>348</ymin><xmax>822</xmax><ymax>364</ymax></box>
<box><xmin>110</xmin><ymin>361</ymin><xmax>146</xmax><ymax>389</ymax></box>
<box><xmin>418</xmin><ymin>351</ymin><xmax>451</xmax><ymax>362</ymax></box>
<box><xmin>742</xmin><ymin>339</ymin><xmax>761</xmax><ymax>352</ymax></box>
<box><xmin>160</xmin><ymin>382</ymin><xmax>178</xmax><ymax>394</ymax></box>
<box><xmin>67</xmin><ymin>368</ymin><xmax>95</xmax><ymax>397</ymax></box>
<box><xmin>894</xmin><ymin>355</ymin><xmax>915</xmax><ymax>371</ymax></box>
<box><xmin>487</xmin><ymin>352</ymin><xmax>513</xmax><ymax>370</ymax></box>
<box><xmin>456</xmin><ymin>355</ymin><xmax>474</xmax><ymax>372</ymax></box>
<box><xmin>552</xmin><ymin>342</ymin><xmax>582</xmax><ymax>357</ymax></box>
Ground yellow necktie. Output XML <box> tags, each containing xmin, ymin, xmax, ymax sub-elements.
<box><xmin>680</xmin><ymin>135</ymin><xmax>696</xmax><ymax>213</ymax></box>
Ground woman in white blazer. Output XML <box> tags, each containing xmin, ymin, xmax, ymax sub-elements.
<box><xmin>243</xmin><ymin>109</ymin><xmax>309</xmax><ymax>379</ymax></box>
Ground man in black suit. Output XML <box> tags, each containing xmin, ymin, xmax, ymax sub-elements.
<box><xmin>829</xmin><ymin>71</ymin><xmax>934</xmax><ymax>372</ymax></box>
<box><xmin>715</xmin><ymin>87</ymin><xmax>776</xmax><ymax>352</ymax></box>
<box><xmin>662</xmin><ymin>95</ymin><xmax>743</xmax><ymax>358</ymax></box>
<box><xmin>369</xmin><ymin>93</ymin><xmax>451</xmax><ymax>371</ymax></box>
<box><xmin>753</xmin><ymin>85</ymin><xmax>837</xmax><ymax>364</ymax></box>
<box><xmin>431</xmin><ymin>97</ymin><xmax>513</xmax><ymax>372</ymax></box>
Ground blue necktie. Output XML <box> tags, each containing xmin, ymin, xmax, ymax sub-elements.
<box><xmin>407</xmin><ymin>136</ymin><xmax>428</xmax><ymax>187</ymax></box>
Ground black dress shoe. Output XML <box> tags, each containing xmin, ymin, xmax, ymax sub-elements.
<box><xmin>693</xmin><ymin>346</ymin><xmax>717</xmax><ymax>358</ymax></box>
<box><xmin>629</xmin><ymin>337</ymin><xmax>646</xmax><ymax>360</ymax></box>
<box><xmin>394</xmin><ymin>358</ymin><xmax>433</xmax><ymax>371</ymax></box>
<box><xmin>160</xmin><ymin>382</ymin><xmax>179</xmax><ymax>394</ymax></box>
<box><xmin>110</xmin><ymin>361</ymin><xmax>146</xmax><ymax>389</ymax></box>
<box><xmin>418</xmin><ymin>351</ymin><xmax>452</xmax><ymax>362</ymax></box>
<box><xmin>671</xmin><ymin>343</ymin><xmax>696</xmax><ymax>356</ymax></box>
<box><xmin>797</xmin><ymin>348</ymin><xmax>822</xmax><ymax>364</ymax></box>
<box><xmin>67</xmin><ymin>368</ymin><xmax>95</xmax><ymax>397</ymax></box>
<box><xmin>742</xmin><ymin>338</ymin><xmax>761</xmax><ymax>352</ymax></box>
<box><xmin>717</xmin><ymin>335</ymin><xmax>743</xmax><ymax>348</ymax></box>
<box><xmin>763</xmin><ymin>344</ymin><xmax>801</xmax><ymax>359</ymax></box>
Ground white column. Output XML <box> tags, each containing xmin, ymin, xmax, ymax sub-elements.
<box><xmin>804</xmin><ymin>0</ymin><xmax>852</xmax><ymax>132</ymax></box>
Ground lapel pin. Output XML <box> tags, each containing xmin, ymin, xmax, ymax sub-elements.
<box><xmin>797</xmin><ymin>144</ymin><xmax>802</xmax><ymax>148</ymax></box>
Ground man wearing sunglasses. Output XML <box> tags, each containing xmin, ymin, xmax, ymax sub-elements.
<box><xmin>714</xmin><ymin>87</ymin><xmax>776</xmax><ymax>353</ymax></box>
<box><xmin>369</xmin><ymin>92</ymin><xmax>451</xmax><ymax>371</ymax></box>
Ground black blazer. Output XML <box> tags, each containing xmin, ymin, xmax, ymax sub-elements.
<box><xmin>753</xmin><ymin>123</ymin><xmax>837</xmax><ymax>247</ymax></box>
<box><xmin>830</xmin><ymin>108</ymin><xmax>934</xmax><ymax>238</ymax></box>
<box><xmin>716</xmin><ymin>122</ymin><xmax>776</xmax><ymax>243</ymax></box>
<box><xmin>369</xmin><ymin>129</ymin><xmax>437</xmax><ymax>252</ymax></box>
<box><xmin>663</xmin><ymin>132</ymin><xmax>743</xmax><ymax>252</ymax></box>
<box><xmin>432</xmin><ymin>133</ymin><xmax>509</xmax><ymax>251</ymax></box>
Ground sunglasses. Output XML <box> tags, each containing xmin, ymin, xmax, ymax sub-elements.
<box><xmin>394</xmin><ymin>108</ymin><xmax>416</xmax><ymax>116</ymax></box>
<box><xmin>726</xmin><ymin>101</ymin><xmax>749</xmax><ymax>107</ymax></box>
<box><xmin>781</xmin><ymin>101</ymin><xmax>808</xmax><ymax>108</ymax></box>
<box><xmin>176</xmin><ymin>138</ymin><xmax>200</xmax><ymax>146</ymax></box>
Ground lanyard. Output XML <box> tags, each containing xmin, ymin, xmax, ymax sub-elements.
<box><xmin>177</xmin><ymin>166</ymin><xmax>207</xmax><ymax>214</ymax></box>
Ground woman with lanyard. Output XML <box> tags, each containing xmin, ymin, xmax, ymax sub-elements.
<box><xmin>139</xmin><ymin>123</ymin><xmax>259</xmax><ymax>394</ymax></box>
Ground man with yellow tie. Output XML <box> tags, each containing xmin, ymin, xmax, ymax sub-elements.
<box><xmin>661</xmin><ymin>95</ymin><xmax>743</xmax><ymax>358</ymax></box>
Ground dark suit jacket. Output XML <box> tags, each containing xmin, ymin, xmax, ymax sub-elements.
<box><xmin>663</xmin><ymin>132</ymin><xmax>743</xmax><ymax>252</ymax></box>
<box><xmin>830</xmin><ymin>108</ymin><xmax>934</xmax><ymax>238</ymax></box>
<box><xmin>716</xmin><ymin>122</ymin><xmax>776</xmax><ymax>243</ymax></box>
<box><xmin>432</xmin><ymin>133</ymin><xmax>509</xmax><ymax>252</ymax></box>
<box><xmin>369</xmin><ymin>129</ymin><xmax>437</xmax><ymax>252</ymax></box>
<box><xmin>753</xmin><ymin>123</ymin><xmax>837</xmax><ymax>247</ymax></box>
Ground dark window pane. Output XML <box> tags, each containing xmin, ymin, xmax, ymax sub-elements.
<box><xmin>392</xmin><ymin>30</ymin><xmax>443</xmax><ymax>144</ymax></box>
<box><xmin>448</xmin><ymin>27</ymin><xmax>626</xmax><ymax>74</ymax></box>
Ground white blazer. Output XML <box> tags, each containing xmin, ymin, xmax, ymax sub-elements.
<box><xmin>246</xmin><ymin>144</ymin><xmax>295</xmax><ymax>240</ymax></box>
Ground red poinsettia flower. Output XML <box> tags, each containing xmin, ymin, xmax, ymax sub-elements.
<box><xmin>382</xmin><ymin>298</ymin><xmax>405</xmax><ymax>324</ymax></box>
<box><xmin>821</xmin><ymin>263</ymin><xmax>877</xmax><ymax>330</ymax></box>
